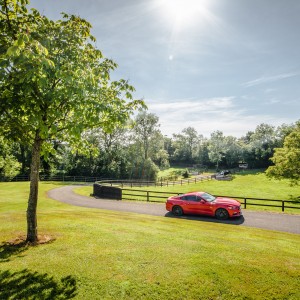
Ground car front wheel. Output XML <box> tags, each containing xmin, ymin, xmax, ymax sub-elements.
<box><xmin>215</xmin><ymin>208</ymin><xmax>229</xmax><ymax>220</ymax></box>
<box><xmin>172</xmin><ymin>206</ymin><xmax>183</xmax><ymax>216</ymax></box>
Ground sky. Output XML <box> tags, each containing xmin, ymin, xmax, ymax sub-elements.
<box><xmin>30</xmin><ymin>0</ymin><xmax>300</xmax><ymax>137</ymax></box>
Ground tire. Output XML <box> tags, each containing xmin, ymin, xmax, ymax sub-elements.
<box><xmin>215</xmin><ymin>208</ymin><xmax>229</xmax><ymax>220</ymax></box>
<box><xmin>172</xmin><ymin>206</ymin><xmax>183</xmax><ymax>216</ymax></box>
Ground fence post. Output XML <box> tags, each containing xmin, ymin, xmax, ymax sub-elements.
<box><xmin>282</xmin><ymin>201</ymin><xmax>285</xmax><ymax>212</ymax></box>
<box><xmin>244</xmin><ymin>198</ymin><xmax>247</xmax><ymax>209</ymax></box>
<box><xmin>147</xmin><ymin>191</ymin><xmax>149</xmax><ymax>202</ymax></box>
<box><xmin>181</xmin><ymin>180</ymin><xmax>182</xmax><ymax>185</ymax></box>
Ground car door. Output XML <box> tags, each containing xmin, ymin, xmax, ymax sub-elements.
<box><xmin>198</xmin><ymin>196</ymin><xmax>214</xmax><ymax>216</ymax></box>
<box><xmin>184</xmin><ymin>195</ymin><xmax>204</xmax><ymax>214</ymax></box>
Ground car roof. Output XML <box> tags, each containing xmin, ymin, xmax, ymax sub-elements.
<box><xmin>183</xmin><ymin>192</ymin><xmax>205</xmax><ymax>196</ymax></box>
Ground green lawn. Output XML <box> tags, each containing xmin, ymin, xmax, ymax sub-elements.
<box><xmin>1</xmin><ymin>182</ymin><xmax>300</xmax><ymax>299</ymax></box>
<box><xmin>78</xmin><ymin>171</ymin><xmax>300</xmax><ymax>213</ymax></box>
<box><xmin>147</xmin><ymin>171</ymin><xmax>300</xmax><ymax>200</ymax></box>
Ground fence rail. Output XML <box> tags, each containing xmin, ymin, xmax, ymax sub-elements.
<box><xmin>121</xmin><ymin>188</ymin><xmax>300</xmax><ymax>212</ymax></box>
<box><xmin>98</xmin><ymin>175</ymin><xmax>214</xmax><ymax>188</ymax></box>
<box><xmin>3</xmin><ymin>174</ymin><xmax>214</xmax><ymax>185</ymax></box>
<box><xmin>2</xmin><ymin>174</ymin><xmax>104</xmax><ymax>182</ymax></box>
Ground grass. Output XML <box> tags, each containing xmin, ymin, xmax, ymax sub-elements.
<box><xmin>154</xmin><ymin>171</ymin><xmax>300</xmax><ymax>200</ymax></box>
<box><xmin>0</xmin><ymin>182</ymin><xmax>300</xmax><ymax>299</ymax></box>
<box><xmin>78</xmin><ymin>171</ymin><xmax>300</xmax><ymax>213</ymax></box>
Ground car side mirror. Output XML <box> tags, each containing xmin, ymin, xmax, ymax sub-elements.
<box><xmin>200</xmin><ymin>200</ymin><xmax>206</xmax><ymax>204</ymax></box>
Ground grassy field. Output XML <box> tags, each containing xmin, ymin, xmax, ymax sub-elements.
<box><xmin>0</xmin><ymin>181</ymin><xmax>300</xmax><ymax>299</ymax></box>
<box><xmin>150</xmin><ymin>170</ymin><xmax>300</xmax><ymax>200</ymax></box>
<box><xmin>77</xmin><ymin>171</ymin><xmax>300</xmax><ymax>213</ymax></box>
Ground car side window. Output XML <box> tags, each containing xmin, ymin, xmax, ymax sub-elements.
<box><xmin>180</xmin><ymin>195</ymin><xmax>200</xmax><ymax>201</ymax></box>
<box><xmin>189</xmin><ymin>195</ymin><xmax>198</xmax><ymax>201</ymax></box>
<box><xmin>182</xmin><ymin>195</ymin><xmax>198</xmax><ymax>201</ymax></box>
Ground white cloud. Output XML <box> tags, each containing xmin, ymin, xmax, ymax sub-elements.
<box><xmin>149</xmin><ymin>97</ymin><xmax>234</xmax><ymax>115</ymax></box>
<box><xmin>146</xmin><ymin>96</ymin><xmax>292</xmax><ymax>137</ymax></box>
<box><xmin>242</xmin><ymin>72</ymin><xmax>299</xmax><ymax>87</ymax></box>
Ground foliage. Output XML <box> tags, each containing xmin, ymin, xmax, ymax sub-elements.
<box><xmin>182</xmin><ymin>169</ymin><xmax>190</xmax><ymax>178</ymax></box>
<box><xmin>128</xmin><ymin>157</ymin><xmax>159</xmax><ymax>181</ymax></box>
<box><xmin>172</xmin><ymin>127</ymin><xmax>201</xmax><ymax>163</ymax></box>
<box><xmin>157</xmin><ymin>167</ymin><xmax>185</xmax><ymax>180</ymax></box>
<box><xmin>224</xmin><ymin>136</ymin><xmax>243</xmax><ymax>167</ymax></box>
<box><xmin>0</xmin><ymin>0</ymin><xmax>143</xmax><ymax>242</ymax></box>
<box><xmin>132</xmin><ymin>110</ymin><xmax>161</xmax><ymax>160</ymax></box>
<box><xmin>208</xmin><ymin>130</ymin><xmax>226</xmax><ymax>170</ymax></box>
<box><xmin>0</xmin><ymin>137</ymin><xmax>21</xmax><ymax>180</ymax></box>
<box><xmin>266</xmin><ymin>122</ymin><xmax>300</xmax><ymax>185</ymax></box>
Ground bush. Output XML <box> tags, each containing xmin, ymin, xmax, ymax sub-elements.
<box><xmin>182</xmin><ymin>169</ymin><xmax>190</xmax><ymax>178</ymax></box>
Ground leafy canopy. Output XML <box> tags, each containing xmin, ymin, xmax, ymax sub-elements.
<box><xmin>0</xmin><ymin>0</ymin><xmax>144</xmax><ymax>154</ymax></box>
<box><xmin>266</xmin><ymin>121</ymin><xmax>300</xmax><ymax>185</ymax></box>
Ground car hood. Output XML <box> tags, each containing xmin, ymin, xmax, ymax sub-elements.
<box><xmin>214</xmin><ymin>197</ymin><xmax>240</xmax><ymax>206</ymax></box>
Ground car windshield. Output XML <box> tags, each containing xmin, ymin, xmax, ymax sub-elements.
<box><xmin>200</xmin><ymin>193</ymin><xmax>216</xmax><ymax>202</ymax></box>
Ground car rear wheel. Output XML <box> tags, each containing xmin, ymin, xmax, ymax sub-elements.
<box><xmin>172</xmin><ymin>206</ymin><xmax>183</xmax><ymax>216</ymax></box>
<box><xmin>215</xmin><ymin>208</ymin><xmax>229</xmax><ymax>220</ymax></box>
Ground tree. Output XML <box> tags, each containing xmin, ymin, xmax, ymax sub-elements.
<box><xmin>129</xmin><ymin>110</ymin><xmax>164</xmax><ymax>179</ymax></box>
<box><xmin>132</xmin><ymin>110</ymin><xmax>160</xmax><ymax>160</ymax></box>
<box><xmin>208</xmin><ymin>131</ymin><xmax>226</xmax><ymax>170</ymax></box>
<box><xmin>249</xmin><ymin>124</ymin><xmax>277</xmax><ymax>167</ymax></box>
<box><xmin>224</xmin><ymin>136</ymin><xmax>242</xmax><ymax>168</ymax></box>
<box><xmin>0</xmin><ymin>0</ymin><xmax>143</xmax><ymax>242</ymax></box>
<box><xmin>172</xmin><ymin>127</ymin><xmax>200</xmax><ymax>164</ymax></box>
<box><xmin>266</xmin><ymin>121</ymin><xmax>300</xmax><ymax>185</ymax></box>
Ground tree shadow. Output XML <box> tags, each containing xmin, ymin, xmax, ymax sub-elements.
<box><xmin>165</xmin><ymin>212</ymin><xmax>245</xmax><ymax>225</ymax></box>
<box><xmin>0</xmin><ymin>241</ymin><xmax>29</xmax><ymax>263</ymax></box>
<box><xmin>0</xmin><ymin>235</ymin><xmax>55</xmax><ymax>263</ymax></box>
<box><xmin>0</xmin><ymin>269</ymin><xmax>77</xmax><ymax>299</ymax></box>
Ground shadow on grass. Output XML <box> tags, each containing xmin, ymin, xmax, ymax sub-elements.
<box><xmin>0</xmin><ymin>235</ymin><xmax>55</xmax><ymax>263</ymax></box>
<box><xmin>0</xmin><ymin>269</ymin><xmax>77</xmax><ymax>299</ymax></box>
<box><xmin>165</xmin><ymin>212</ymin><xmax>245</xmax><ymax>225</ymax></box>
<box><xmin>0</xmin><ymin>241</ymin><xmax>29</xmax><ymax>262</ymax></box>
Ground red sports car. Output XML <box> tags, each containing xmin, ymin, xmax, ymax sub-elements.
<box><xmin>166</xmin><ymin>192</ymin><xmax>242</xmax><ymax>220</ymax></box>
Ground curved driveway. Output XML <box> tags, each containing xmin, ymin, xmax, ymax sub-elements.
<box><xmin>48</xmin><ymin>185</ymin><xmax>300</xmax><ymax>234</ymax></box>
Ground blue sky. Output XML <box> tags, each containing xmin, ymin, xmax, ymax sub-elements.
<box><xmin>30</xmin><ymin>0</ymin><xmax>300</xmax><ymax>137</ymax></box>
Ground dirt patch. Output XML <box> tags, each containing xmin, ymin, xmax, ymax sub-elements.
<box><xmin>8</xmin><ymin>234</ymin><xmax>56</xmax><ymax>246</ymax></box>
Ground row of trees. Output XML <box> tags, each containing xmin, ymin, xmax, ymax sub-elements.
<box><xmin>1</xmin><ymin>109</ymin><xmax>298</xmax><ymax>181</ymax></box>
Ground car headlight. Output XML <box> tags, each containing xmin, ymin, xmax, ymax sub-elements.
<box><xmin>228</xmin><ymin>206</ymin><xmax>239</xmax><ymax>210</ymax></box>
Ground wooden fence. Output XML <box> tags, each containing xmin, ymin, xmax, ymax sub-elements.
<box><xmin>121</xmin><ymin>188</ymin><xmax>300</xmax><ymax>212</ymax></box>
<box><xmin>2</xmin><ymin>174</ymin><xmax>105</xmax><ymax>182</ymax></box>
<box><xmin>98</xmin><ymin>175</ymin><xmax>214</xmax><ymax>188</ymax></box>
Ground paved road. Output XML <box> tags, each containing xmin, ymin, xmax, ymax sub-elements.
<box><xmin>48</xmin><ymin>185</ymin><xmax>300</xmax><ymax>235</ymax></box>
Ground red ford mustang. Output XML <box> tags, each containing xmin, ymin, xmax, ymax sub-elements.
<box><xmin>166</xmin><ymin>192</ymin><xmax>242</xmax><ymax>220</ymax></box>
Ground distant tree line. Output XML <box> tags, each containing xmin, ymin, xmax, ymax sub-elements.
<box><xmin>1</xmin><ymin>109</ymin><xmax>298</xmax><ymax>182</ymax></box>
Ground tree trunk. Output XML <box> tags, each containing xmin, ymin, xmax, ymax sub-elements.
<box><xmin>26</xmin><ymin>133</ymin><xmax>42</xmax><ymax>243</ymax></box>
